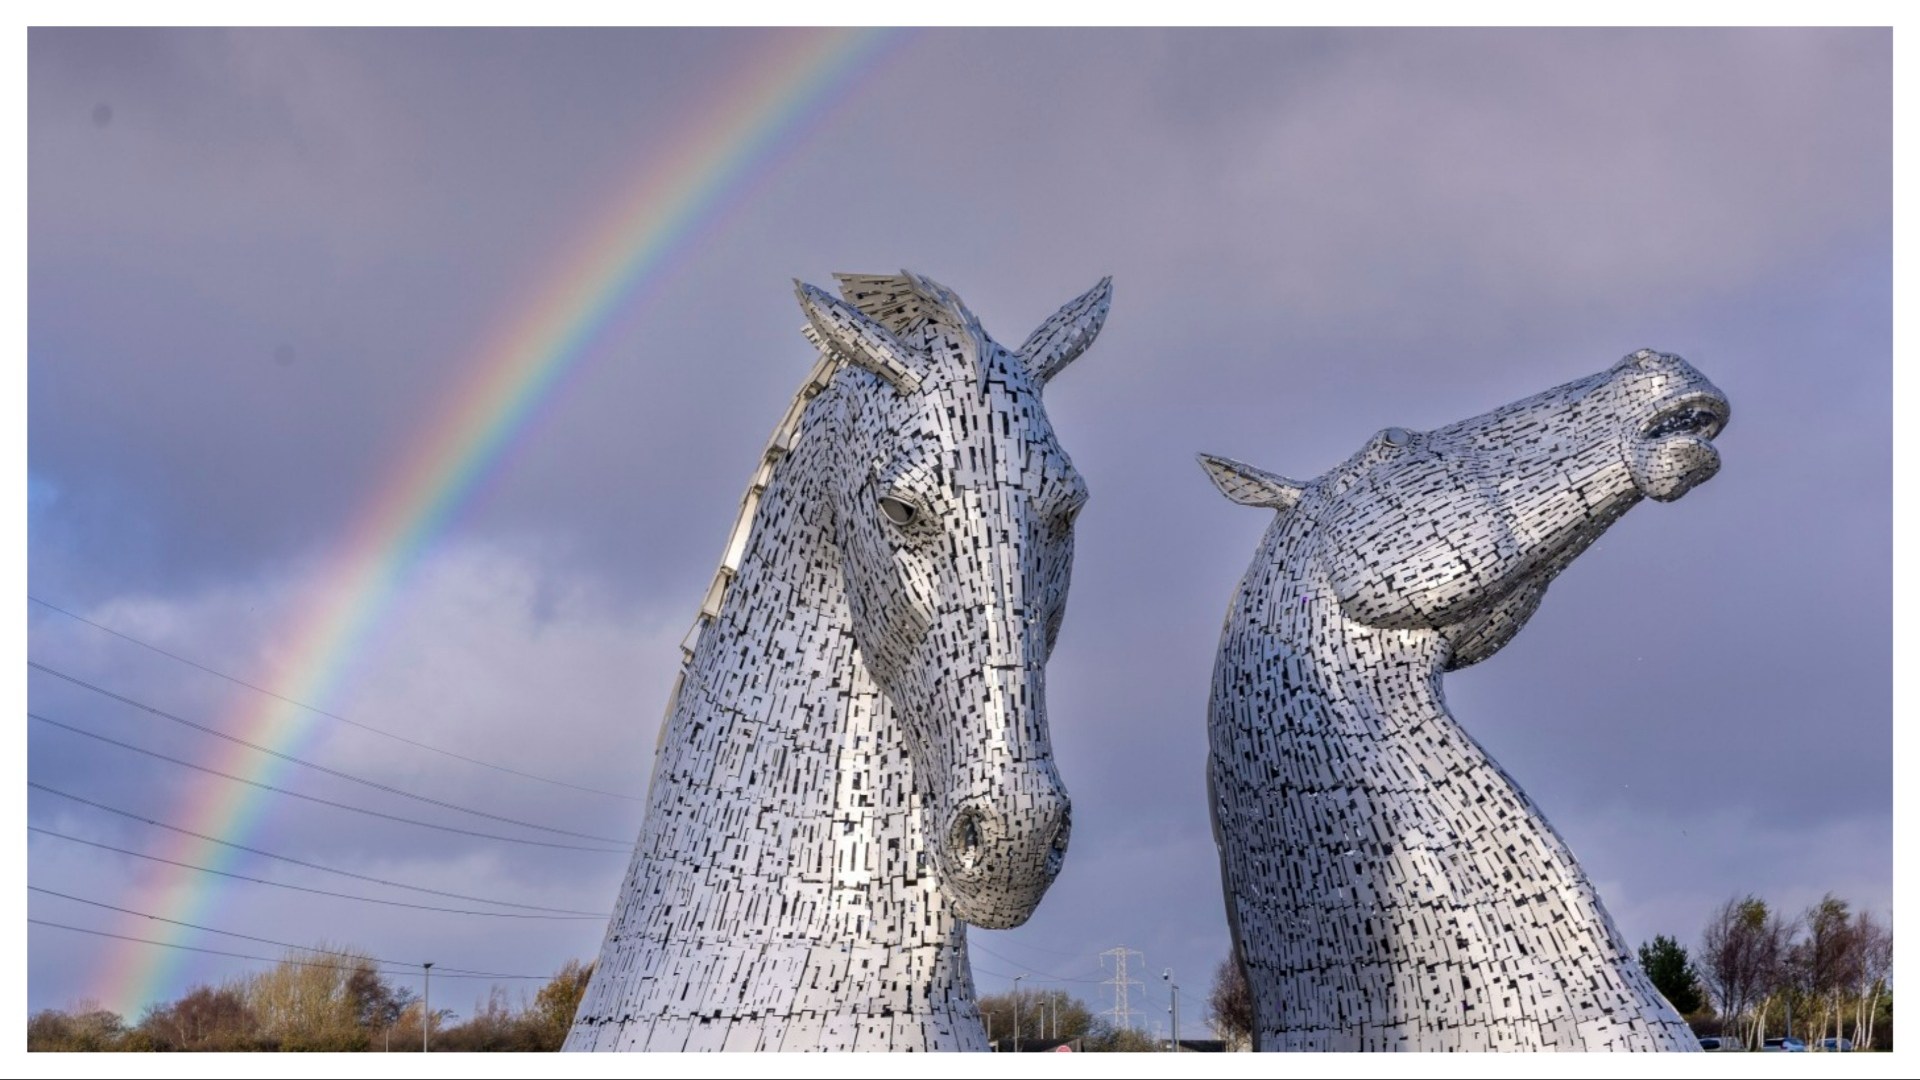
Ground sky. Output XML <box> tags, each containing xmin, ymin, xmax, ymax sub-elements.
<box><xmin>19</xmin><ymin>23</ymin><xmax>1896</xmax><ymax>1049</ymax></box>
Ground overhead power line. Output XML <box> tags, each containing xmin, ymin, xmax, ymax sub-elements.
<box><xmin>29</xmin><ymin>781</ymin><xmax>607</xmax><ymax>916</ymax></box>
<box><xmin>28</xmin><ymin>594</ymin><xmax>642</xmax><ymax>803</ymax></box>
<box><xmin>976</xmin><ymin>934</ymin><xmax>1093</xmax><ymax>960</ymax></box>
<box><xmin>29</xmin><ymin>917</ymin><xmax>551</xmax><ymax>981</ymax></box>
<box><xmin>29</xmin><ymin>661</ymin><xmax>626</xmax><ymax>844</ymax></box>
<box><xmin>28</xmin><ymin>888</ymin><xmax>548</xmax><ymax>979</ymax></box>
<box><xmin>971</xmin><ymin>962</ymin><xmax>1108</xmax><ymax>986</ymax></box>
<box><xmin>29</xmin><ymin>713</ymin><xmax>626</xmax><ymax>854</ymax></box>
<box><xmin>29</xmin><ymin>826</ymin><xmax>606</xmax><ymax>920</ymax></box>
<box><xmin>967</xmin><ymin>939</ymin><xmax>1106</xmax><ymax>983</ymax></box>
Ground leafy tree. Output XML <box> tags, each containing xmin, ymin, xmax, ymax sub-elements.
<box><xmin>526</xmin><ymin>959</ymin><xmax>594</xmax><ymax>1050</ymax></box>
<box><xmin>1700</xmin><ymin>895</ymin><xmax>1792</xmax><ymax>1046</ymax></box>
<box><xmin>345</xmin><ymin>962</ymin><xmax>395</xmax><ymax>1029</ymax></box>
<box><xmin>378</xmin><ymin>959</ymin><xmax>593</xmax><ymax>1051</ymax></box>
<box><xmin>365</xmin><ymin>985</ymin><xmax>416</xmax><ymax>1050</ymax></box>
<box><xmin>1792</xmin><ymin>894</ymin><xmax>1876</xmax><ymax>1051</ymax></box>
<box><xmin>385</xmin><ymin>998</ymin><xmax>442</xmax><ymax>1052</ymax></box>
<box><xmin>1637</xmin><ymin>935</ymin><xmax>1704</xmax><ymax>1015</ymax></box>
<box><xmin>1208</xmin><ymin>956</ymin><xmax>1254</xmax><ymax>1050</ymax></box>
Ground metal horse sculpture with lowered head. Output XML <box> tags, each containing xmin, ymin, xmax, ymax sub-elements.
<box><xmin>566</xmin><ymin>271</ymin><xmax>1110</xmax><ymax>1051</ymax></box>
<box><xmin>1200</xmin><ymin>349</ymin><xmax>1729</xmax><ymax>1051</ymax></box>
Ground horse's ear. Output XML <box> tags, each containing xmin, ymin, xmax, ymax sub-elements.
<box><xmin>1197</xmin><ymin>453</ymin><xmax>1306</xmax><ymax>511</ymax></box>
<box><xmin>795</xmin><ymin>280</ymin><xmax>924</xmax><ymax>394</ymax></box>
<box><xmin>1017</xmin><ymin>276</ymin><xmax>1112</xmax><ymax>386</ymax></box>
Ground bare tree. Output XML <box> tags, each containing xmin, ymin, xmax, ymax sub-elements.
<box><xmin>138</xmin><ymin>984</ymin><xmax>258</xmax><ymax>1051</ymax></box>
<box><xmin>1750</xmin><ymin>905</ymin><xmax>1799</xmax><ymax>1048</ymax></box>
<box><xmin>1700</xmin><ymin>897</ymin><xmax>1757</xmax><ymax>1033</ymax></box>
<box><xmin>1851</xmin><ymin>909</ymin><xmax>1891</xmax><ymax>1050</ymax></box>
<box><xmin>238</xmin><ymin>943</ymin><xmax>385</xmax><ymax>1051</ymax></box>
<box><xmin>25</xmin><ymin>1000</ymin><xmax>129</xmax><ymax>1052</ymax></box>
<box><xmin>1207</xmin><ymin>956</ymin><xmax>1254</xmax><ymax>1051</ymax></box>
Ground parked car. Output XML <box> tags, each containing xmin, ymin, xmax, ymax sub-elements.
<box><xmin>1697</xmin><ymin>1035</ymin><xmax>1744</xmax><ymax>1051</ymax></box>
<box><xmin>1762</xmin><ymin>1037</ymin><xmax>1809</xmax><ymax>1052</ymax></box>
<box><xmin>1818</xmin><ymin>1037</ymin><xmax>1854</xmax><ymax>1052</ymax></box>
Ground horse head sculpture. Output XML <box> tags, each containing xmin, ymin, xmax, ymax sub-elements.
<box><xmin>1202</xmin><ymin>348</ymin><xmax>1729</xmax><ymax>670</ymax></box>
<box><xmin>569</xmin><ymin>271</ymin><xmax>1110</xmax><ymax>1051</ymax></box>
<box><xmin>1199</xmin><ymin>348</ymin><xmax>1728</xmax><ymax>1051</ymax></box>
<box><xmin>797</xmin><ymin>272</ymin><xmax>1107</xmax><ymax>925</ymax></box>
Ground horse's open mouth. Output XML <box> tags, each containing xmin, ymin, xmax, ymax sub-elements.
<box><xmin>1629</xmin><ymin>389</ymin><xmax>1729</xmax><ymax>502</ymax></box>
<box><xmin>1640</xmin><ymin>392</ymin><xmax>1728</xmax><ymax>443</ymax></box>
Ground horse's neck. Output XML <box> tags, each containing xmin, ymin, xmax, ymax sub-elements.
<box><xmin>566</xmin><ymin>386</ymin><xmax>983</xmax><ymax>1051</ymax></box>
<box><xmin>655</xmin><ymin>400</ymin><xmax>964</xmax><ymax>957</ymax></box>
<box><xmin>1234</xmin><ymin>540</ymin><xmax>1604</xmax><ymax>901</ymax></box>
<box><xmin>1216</xmin><ymin>526</ymin><xmax>1685</xmax><ymax>1049</ymax></box>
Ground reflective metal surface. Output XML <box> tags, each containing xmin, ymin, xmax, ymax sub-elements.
<box><xmin>567</xmin><ymin>272</ymin><xmax>1109</xmax><ymax>1051</ymax></box>
<box><xmin>1202</xmin><ymin>350</ymin><xmax>1727</xmax><ymax>1051</ymax></box>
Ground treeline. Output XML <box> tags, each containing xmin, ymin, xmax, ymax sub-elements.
<box><xmin>1645</xmin><ymin>892</ymin><xmax>1892</xmax><ymax>1050</ymax></box>
<box><xmin>27</xmin><ymin>946</ymin><xmax>592</xmax><ymax>1052</ymax></box>
<box><xmin>974</xmin><ymin>988</ymin><xmax>1167</xmax><ymax>1051</ymax></box>
<box><xmin>31</xmin><ymin>894</ymin><xmax>1892</xmax><ymax>1054</ymax></box>
<box><xmin>1201</xmin><ymin>892</ymin><xmax>1892</xmax><ymax>1054</ymax></box>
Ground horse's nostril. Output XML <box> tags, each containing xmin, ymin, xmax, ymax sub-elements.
<box><xmin>949</xmin><ymin>809</ymin><xmax>986</xmax><ymax>873</ymax></box>
<box><xmin>1044</xmin><ymin>809</ymin><xmax>1072</xmax><ymax>876</ymax></box>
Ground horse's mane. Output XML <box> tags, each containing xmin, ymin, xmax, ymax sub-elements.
<box><xmin>833</xmin><ymin>272</ymin><xmax>958</xmax><ymax>337</ymax></box>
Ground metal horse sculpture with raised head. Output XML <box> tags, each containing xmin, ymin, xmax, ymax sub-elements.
<box><xmin>1200</xmin><ymin>349</ymin><xmax>1729</xmax><ymax>1051</ymax></box>
<box><xmin>566</xmin><ymin>271</ymin><xmax>1110</xmax><ymax>1051</ymax></box>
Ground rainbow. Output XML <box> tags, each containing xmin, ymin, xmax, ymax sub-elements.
<box><xmin>89</xmin><ymin>27</ymin><xmax>908</xmax><ymax>1013</ymax></box>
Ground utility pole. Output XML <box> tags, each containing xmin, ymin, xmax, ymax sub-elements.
<box><xmin>1100</xmin><ymin>946</ymin><xmax>1143</xmax><ymax>1032</ymax></box>
<box><xmin>1164</xmin><ymin>968</ymin><xmax>1179</xmax><ymax>1052</ymax></box>
<box><xmin>422</xmin><ymin>962</ymin><xmax>433</xmax><ymax>1053</ymax></box>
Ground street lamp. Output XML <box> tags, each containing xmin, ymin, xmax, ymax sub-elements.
<box><xmin>422</xmin><ymin>962</ymin><xmax>433</xmax><ymax>1053</ymax></box>
<box><xmin>1013</xmin><ymin>974</ymin><xmax>1025</xmax><ymax>1053</ymax></box>
<box><xmin>1163</xmin><ymin>968</ymin><xmax>1179</xmax><ymax>1053</ymax></box>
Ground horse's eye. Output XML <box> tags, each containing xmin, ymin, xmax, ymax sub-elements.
<box><xmin>878</xmin><ymin>496</ymin><xmax>917</xmax><ymax>527</ymax></box>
